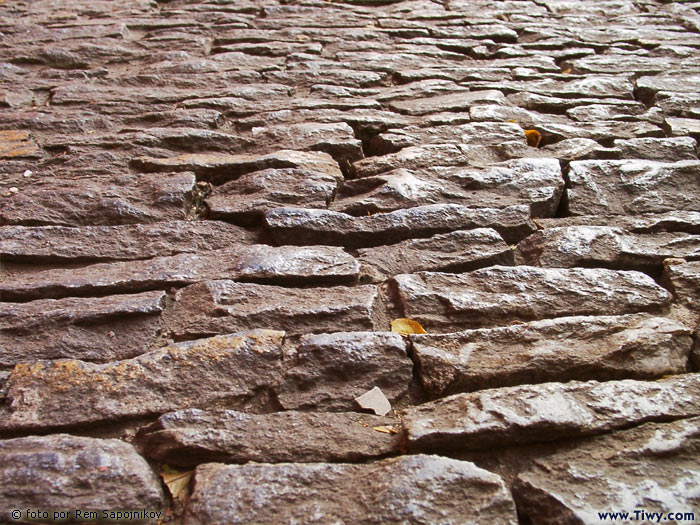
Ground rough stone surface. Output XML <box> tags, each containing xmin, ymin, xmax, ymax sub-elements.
<box><xmin>164</xmin><ymin>281</ymin><xmax>382</xmax><ymax>339</ymax></box>
<box><xmin>264</xmin><ymin>204</ymin><xmax>535</xmax><ymax>247</ymax></box>
<box><xmin>613</xmin><ymin>137</ymin><xmax>698</xmax><ymax>162</ymax></box>
<box><xmin>2</xmin><ymin>330</ymin><xmax>286</xmax><ymax>430</ymax></box>
<box><xmin>0</xmin><ymin>434</ymin><xmax>164</xmax><ymax>522</ymax></box>
<box><xmin>404</xmin><ymin>374</ymin><xmax>700</xmax><ymax>452</ymax></box>
<box><xmin>412</xmin><ymin>314</ymin><xmax>692</xmax><ymax>397</ymax></box>
<box><xmin>1</xmin><ymin>245</ymin><xmax>360</xmax><ymax>300</ymax></box>
<box><xmin>515</xmin><ymin>226</ymin><xmax>700</xmax><ymax>270</ymax></box>
<box><xmin>0</xmin><ymin>291</ymin><xmax>165</xmax><ymax>365</ymax></box>
<box><xmin>663</xmin><ymin>260</ymin><xmax>700</xmax><ymax>313</ymax></box>
<box><xmin>392</xmin><ymin>266</ymin><xmax>671</xmax><ymax>331</ymax></box>
<box><xmin>514</xmin><ymin>417</ymin><xmax>700</xmax><ymax>524</ymax></box>
<box><xmin>184</xmin><ymin>455</ymin><xmax>518</xmax><ymax>525</ymax></box>
<box><xmin>139</xmin><ymin>409</ymin><xmax>400</xmax><ymax>466</ymax></box>
<box><xmin>568</xmin><ymin>160</ymin><xmax>700</xmax><ymax>216</ymax></box>
<box><xmin>276</xmin><ymin>332</ymin><xmax>412</xmax><ymax>411</ymax></box>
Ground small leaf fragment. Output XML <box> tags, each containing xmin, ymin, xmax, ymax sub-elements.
<box><xmin>373</xmin><ymin>425</ymin><xmax>398</xmax><ymax>434</ymax></box>
<box><xmin>524</xmin><ymin>129</ymin><xmax>542</xmax><ymax>148</ymax></box>
<box><xmin>391</xmin><ymin>318</ymin><xmax>427</xmax><ymax>335</ymax></box>
<box><xmin>161</xmin><ymin>465</ymin><xmax>193</xmax><ymax>503</ymax></box>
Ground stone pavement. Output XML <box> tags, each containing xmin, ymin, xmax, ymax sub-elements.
<box><xmin>1</xmin><ymin>0</ymin><xmax>699</xmax><ymax>523</ymax></box>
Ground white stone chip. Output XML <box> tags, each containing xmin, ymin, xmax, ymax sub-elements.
<box><xmin>355</xmin><ymin>386</ymin><xmax>392</xmax><ymax>416</ymax></box>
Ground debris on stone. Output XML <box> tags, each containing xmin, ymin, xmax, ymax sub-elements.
<box><xmin>355</xmin><ymin>386</ymin><xmax>392</xmax><ymax>416</ymax></box>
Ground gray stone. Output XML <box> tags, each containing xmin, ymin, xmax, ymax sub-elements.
<box><xmin>636</xmin><ymin>74</ymin><xmax>700</xmax><ymax>102</ymax></box>
<box><xmin>665</xmin><ymin>117</ymin><xmax>700</xmax><ymax>138</ymax></box>
<box><xmin>412</xmin><ymin>314</ymin><xmax>692</xmax><ymax>398</ymax></box>
<box><xmin>535</xmin><ymin>211</ymin><xmax>700</xmax><ymax>235</ymax></box>
<box><xmin>391</xmin><ymin>266</ymin><xmax>671</xmax><ymax>331</ymax></box>
<box><xmin>207</xmin><ymin>168</ymin><xmax>337</xmax><ymax>223</ymax></box>
<box><xmin>264</xmin><ymin>204</ymin><xmax>535</xmax><ymax>247</ymax></box>
<box><xmin>132</xmin><ymin>150</ymin><xmax>342</xmax><ymax>185</ymax></box>
<box><xmin>387</xmin><ymin>90</ymin><xmax>506</xmax><ymax>115</ymax></box>
<box><xmin>568</xmin><ymin>54</ymin><xmax>695</xmax><ymax>74</ymax></box>
<box><xmin>276</xmin><ymin>332</ymin><xmax>412</xmax><ymax>411</ymax></box>
<box><xmin>613</xmin><ymin>137</ymin><xmax>698</xmax><ymax>162</ymax></box>
<box><xmin>514</xmin><ymin>417</ymin><xmax>700</xmax><ymax>524</ymax></box>
<box><xmin>539</xmin><ymin>138</ymin><xmax>621</xmax><ymax>161</ymax></box>
<box><xmin>164</xmin><ymin>281</ymin><xmax>382</xmax><ymax>339</ymax></box>
<box><xmin>139</xmin><ymin>409</ymin><xmax>400</xmax><ymax>466</ymax></box>
<box><xmin>0</xmin><ymin>221</ymin><xmax>256</xmax><ymax>263</ymax></box>
<box><xmin>358</xmin><ymin>228</ymin><xmax>513</xmax><ymax>281</ymax></box>
<box><xmin>568</xmin><ymin>160</ymin><xmax>700</xmax><ymax>216</ymax></box>
<box><xmin>0</xmin><ymin>291</ymin><xmax>165</xmax><ymax>366</ymax></box>
<box><xmin>404</xmin><ymin>374</ymin><xmax>700</xmax><ymax>451</ymax></box>
<box><xmin>515</xmin><ymin>226</ymin><xmax>700</xmax><ymax>270</ymax></box>
<box><xmin>0</xmin><ymin>434</ymin><xmax>164</xmax><ymax>522</ymax></box>
<box><xmin>2</xmin><ymin>330</ymin><xmax>286</xmax><ymax>430</ymax></box>
<box><xmin>183</xmin><ymin>455</ymin><xmax>518</xmax><ymax>525</ymax></box>
<box><xmin>536</xmin><ymin>120</ymin><xmax>663</xmax><ymax>143</ymax></box>
<box><xmin>663</xmin><ymin>260</ymin><xmax>700</xmax><ymax>313</ymax></box>
<box><xmin>0</xmin><ymin>172</ymin><xmax>196</xmax><ymax>227</ymax></box>
<box><xmin>654</xmin><ymin>91</ymin><xmax>700</xmax><ymax>118</ymax></box>
<box><xmin>0</xmin><ymin>245</ymin><xmax>359</xmax><ymax>300</ymax></box>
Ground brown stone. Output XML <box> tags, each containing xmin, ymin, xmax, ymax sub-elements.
<box><xmin>0</xmin><ymin>130</ymin><xmax>41</xmax><ymax>159</ymax></box>
<box><xmin>662</xmin><ymin>260</ymin><xmax>700</xmax><ymax>313</ymax></box>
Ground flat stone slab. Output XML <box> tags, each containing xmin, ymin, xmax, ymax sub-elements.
<box><xmin>0</xmin><ymin>220</ymin><xmax>256</xmax><ymax>263</ymax></box>
<box><xmin>0</xmin><ymin>291</ymin><xmax>165</xmax><ymax>366</ymax></box>
<box><xmin>387</xmin><ymin>90</ymin><xmax>506</xmax><ymax>115</ymax></box>
<box><xmin>404</xmin><ymin>374</ymin><xmax>700</xmax><ymax>451</ymax></box>
<box><xmin>275</xmin><ymin>331</ymin><xmax>412</xmax><ymax>411</ymax></box>
<box><xmin>358</xmin><ymin>228</ymin><xmax>513</xmax><ymax>281</ymax></box>
<box><xmin>391</xmin><ymin>266</ymin><xmax>671</xmax><ymax>330</ymax></box>
<box><xmin>536</xmin><ymin>211</ymin><xmax>700</xmax><ymax>235</ymax></box>
<box><xmin>612</xmin><ymin>137</ymin><xmax>698</xmax><ymax>162</ymax></box>
<box><xmin>412</xmin><ymin>314</ymin><xmax>692</xmax><ymax>397</ymax></box>
<box><xmin>183</xmin><ymin>455</ymin><xmax>518</xmax><ymax>525</ymax></box>
<box><xmin>515</xmin><ymin>226</ymin><xmax>700</xmax><ymax>270</ymax></box>
<box><xmin>0</xmin><ymin>434</ymin><xmax>164</xmax><ymax>522</ymax></box>
<box><xmin>264</xmin><ymin>204</ymin><xmax>535</xmax><ymax>247</ymax></box>
<box><xmin>568</xmin><ymin>160</ymin><xmax>700</xmax><ymax>216</ymax></box>
<box><xmin>514</xmin><ymin>417</ymin><xmax>700</xmax><ymax>524</ymax></box>
<box><xmin>335</xmin><ymin>158</ymin><xmax>564</xmax><ymax>217</ymax></box>
<box><xmin>0</xmin><ymin>172</ymin><xmax>196</xmax><ymax>227</ymax></box>
<box><xmin>207</xmin><ymin>167</ymin><xmax>337</xmax><ymax>223</ymax></box>
<box><xmin>1</xmin><ymin>245</ymin><xmax>359</xmax><ymax>300</ymax></box>
<box><xmin>132</xmin><ymin>149</ymin><xmax>342</xmax><ymax>185</ymax></box>
<box><xmin>1</xmin><ymin>330</ymin><xmax>286</xmax><ymax>430</ymax></box>
<box><xmin>139</xmin><ymin>409</ymin><xmax>400</xmax><ymax>466</ymax></box>
<box><xmin>164</xmin><ymin>280</ymin><xmax>382</xmax><ymax>339</ymax></box>
<box><xmin>663</xmin><ymin>260</ymin><xmax>700</xmax><ymax>313</ymax></box>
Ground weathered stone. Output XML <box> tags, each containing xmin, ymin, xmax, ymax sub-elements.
<box><xmin>536</xmin><ymin>211</ymin><xmax>700</xmax><ymax>235</ymax></box>
<box><xmin>2</xmin><ymin>330</ymin><xmax>286</xmax><ymax>430</ymax></box>
<box><xmin>264</xmin><ymin>204</ymin><xmax>535</xmax><ymax>247</ymax></box>
<box><xmin>132</xmin><ymin>150</ymin><xmax>342</xmax><ymax>185</ymax></box>
<box><xmin>0</xmin><ymin>130</ymin><xmax>41</xmax><ymax>159</ymax></box>
<box><xmin>183</xmin><ymin>455</ymin><xmax>518</xmax><ymax>525</ymax></box>
<box><xmin>664</xmin><ymin>117</ymin><xmax>700</xmax><ymax>138</ymax></box>
<box><xmin>404</xmin><ymin>374</ymin><xmax>700</xmax><ymax>451</ymax></box>
<box><xmin>0</xmin><ymin>291</ymin><xmax>165</xmax><ymax>366</ymax></box>
<box><xmin>568</xmin><ymin>160</ymin><xmax>700</xmax><ymax>216</ymax></box>
<box><xmin>207</xmin><ymin>168</ymin><xmax>337</xmax><ymax>223</ymax></box>
<box><xmin>412</xmin><ymin>314</ymin><xmax>692</xmax><ymax>398</ymax></box>
<box><xmin>514</xmin><ymin>417</ymin><xmax>700</xmax><ymax>524</ymax></box>
<box><xmin>654</xmin><ymin>91</ymin><xmax>700</xmax><ymax>118</ymax></box>
<box><xmin>0</xmin><ymin>221</ymin><xmax>256</xmax><ymax>263</ymax></box>
<box><xmin>536</xmin><ymin>120</ymin><xmax>664</xmax><ymax>143</ymax></box>
<box><xmin>515</xmin><ymin>226</ymin><xmax>700</xmax><ymax>270</ymax></box>
<box><xmin>566</xmin><ymin>101</ymin><xmax>649</xmax><ymax>122</ymax></box>
<box><xmin>0</xmin><ymin>435</ymin><xmax>164</xmax><ymax>521</ymax></box>
<box><xmin>0</xmin><ymin>172</ymin><xmax>196</xmax><ymax>227</ymax></box>
<box><xmin>139</xmin><ymin>409</ymin><xmax>399</xmax><ymax>466</ymax></box>
<box><xmin>276</xmin><ymin>332</ymin><xmax>412</xmax><ymax>411</ymax></box>
<box><xmin>387</xmin><ymin>90</ymin><xmax>505</xmax><ymax>115</ymax></box>
<box><xmin>165</xmin><ymin>281</ymin><xmax>381</xmax><ymax>339</ymax></box>
<box><xmin>539</xmin><ymin>138</ymin><xmax>621</xmax><ymax>161</ymax></box>
<box><xmin>391</xmin><ymin>266</ymin><xmax>671</xmax><ymax>331</ymax></box>
<box><xmin>613</xmin><ymin>136</ymin><xmax>698</xmax><ymax>161</ymax></box>
<box><xmin>568</xmin><ymin>54</ymin><xmax>696</xmax><ymax>75</ymax></box>
<box><xmin>0</xmin><ymin>245</ymin><xmax>359</xmax><ymax>301</ymax></box>
<box><xmin>358</xmin><ymin>228</ymin><xmax>512</xmax><ymax>281</ymax></box>
<box><xmin>636</xmin><ymin>74</ymin><xmax>700</xmax><ymax>102</ymax></box>
<box><xmin>495</xmin><ymin>76</ymin><xmax>636</xmax><ymax>100</ymax></box>
<box><xmin>663</xmin><ymin>260</ymin><xmax>700</xmax><ymax>313</ymax></box>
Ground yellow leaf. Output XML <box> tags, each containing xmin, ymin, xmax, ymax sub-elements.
<box><xmin>373</xmin><ymin>425</ymin><xmax>398</xmax><ymax>434</ymax></box>
<box><xmin>561</xmin><ymin>67</ymin><xmax>573</xmax><ymax>74</ymax></box>
<box><xmin>161</xmin><ymin>465</ymin><xmax>193</xmax><ymax>503</ymax></box>
<box><xmin>524</xmin><ymin>129</ymin><xmax>542</xmax><ymax>148</ymax></box>
<box><xmin>391</xmin><ymin>318</ymin><xmax>427</xmax><ymax>335</ymax></box>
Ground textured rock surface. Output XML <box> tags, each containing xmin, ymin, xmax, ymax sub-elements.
<box><xmin>392</xmin><ymin>266</ymin><xmax>671</xmax><ymax>330</ymax></box>
<box><xmin>139</xmin><ymin>409</ymin><xmax>400</xmax><ymax>466</ymax></box>
<box><xmin>0</xmin><ymin>434</ymin><xmax>164</xmax><ymax>522</ymax></box>
<box><xmin>412</xmin><ymin>315</ymin><xmax>692</xmax><ymax>397</ymax></box>
<box><xmin>2</xmin><ymin>330</ymin><xmax>286</xmax><ymax>430</ymax></box>
<box><xmin>663</xmin><ymin>260</ymin><xmax>700</xmax><ymax>313</ymax></box>
<box><xmin>404</xmin><ymin>374</ymin><xmax>700</xmax><ymax>451</ymax></box>
<box><xmin>184</xmin><ymin>455</ymin><xmax>518</xmax><ymax>525</ymax></box>
<box><xmin>514</xmin><ymin>417</ymin><xmax>700</xmax><ymax>524</ymax></box>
